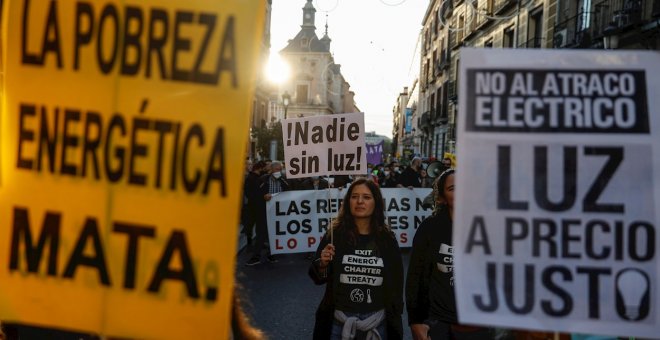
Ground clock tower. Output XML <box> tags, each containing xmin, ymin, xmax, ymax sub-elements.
<box><xmin>302</xmin><ymin>0</ymin><xmax>316</xmax><ymax>28</ymax></box>
<box><xmin>279</xmin><ymin>0</ymin><xmax>359</xmax><ymax>117</ymax></box>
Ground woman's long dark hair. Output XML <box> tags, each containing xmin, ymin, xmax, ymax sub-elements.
<box><xmin>330</xmin><ymin>178</ymin><xmax>391</xmax><ymax>246</ymax></box>
<box><xmin>432</xmin><ymin>168</ymin><xmax>455</xmax><ymax>216</ymax></box>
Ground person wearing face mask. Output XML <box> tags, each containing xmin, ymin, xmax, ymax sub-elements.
<box><xmin>387</xmin><ymin>161</ymin><xmax>402</xmax><ymax>186</ymax></box>
<box><xmin>245</xmin><ymin>161</ymin><xmax>290</xmax><ymax>266</ymax></box>
<box><xmin>380</xmin><ymin>165</ymin><xmax>399</xmax><ymax>188</ymax></box>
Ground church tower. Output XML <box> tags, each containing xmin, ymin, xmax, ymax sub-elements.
<box><xmin>279</xmin><ymin>0</ymin><xmax>358</xmax><ymax>118</ymax></box>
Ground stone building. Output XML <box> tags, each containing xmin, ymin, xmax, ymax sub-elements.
<box><xmin>413</xmin><ymin>0</ymin><xmax>659</xmax><ymax>158</ymax></box>
<box><xmin>249</xmin><ymin>0</ymin><xmax>274</xmax><ymax>159</ymax></box>
<box><xmin>278</xmin><ymin>0</ymin><xmax>360</xmax><ymax>119</ymax></box>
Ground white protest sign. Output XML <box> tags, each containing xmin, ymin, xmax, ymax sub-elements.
<box><xmin>282</xmin><ymin>113</ymin><xmax>367</xmax><ymax>178</ymax></box>
<box><xmin>454</xmin><ymin>48</ymin><xmax>660</xmax><ymax>337</ymax></box>
<box><xmin>266</xmin><ymin>188</ymin><xmax>432</xmax><ymax>253</ymax></box>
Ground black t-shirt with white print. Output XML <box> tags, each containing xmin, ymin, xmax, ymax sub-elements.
<box><xmin>333</xmin><ymin>234</ymin><xmax>386</xmax><ymax>313</ymax></box>
<box><xmin>429</xmin><ymin>213</ymin><xmax>455</xmax><ymax>321</ymax></box>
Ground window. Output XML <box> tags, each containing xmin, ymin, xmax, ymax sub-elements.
<box><xmin>528</xmin><ymin>7</ymin><xmax>544</xmax><ymax>48</ymax></box>
<box><xmin>296</xmin><ymin>85</ymin><xmax>308</xmax><ymax>104</ymax></box>
<box><xmin>578</xmin><ymin>0</ymin><xmax>591</xmax><ymax>31</ymax></box>
<box><xmin>432</xmin><ymin>50</ymin><xmax>437</xmax><ymax>77</ymax></box>
<box><xmin>436</xmin><ymin>88</ymin><xmax>442</xmax><ymax>116</ymax></box>
<box><xmin>503</xmin><ymin>26</ymin><xmax>515</xmax><ymax>48</ymax></box>
<box><xmin>484</xmin><ymin>39</ymin><xmax>493</xmax><ymax>48</ymax></box>
<box><xmin>457</xmin><ymin>15</ymin><xmax>465</xmax><ymax>41</ymax></box>
<box><xmin>455</xmin><ymin>58</ymin><xmax>460</xmax><ymax>97</ymax></box>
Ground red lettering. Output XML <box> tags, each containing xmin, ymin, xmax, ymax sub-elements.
<box><xmin>308</xmin><ymin>236</ymin><xmax>317</xmax><ymax>248</ymax></box>
<box><xmin>400</xmin><ymin>233</ymin><xmax>407</xmax><ymax>244</ymax></box>
<box><xmin>287</xmin><ymin>238</ymin><xmax>297</xmax><ymax>249</ymax></box>
<box><xmin>275</xmin><ymin>238</ymin><xmax>283</xmax><ymax>250</ymax></box>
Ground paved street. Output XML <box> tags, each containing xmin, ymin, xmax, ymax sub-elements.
<box><xmin>236</xmin><ymin>246</ymin><xmax>413</xmax><ymax>340</ymax></box>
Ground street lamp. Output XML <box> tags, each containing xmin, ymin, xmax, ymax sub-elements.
<box><xmin>282</xmin><ymin>91</ymin><xmax>291</xmax><ymax>119</ymax></box>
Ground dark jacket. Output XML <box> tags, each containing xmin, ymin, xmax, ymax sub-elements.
<box><xmin>241</xmin><ymin>171</ymin><xmax>265</xmax><ymax>227</ymax></box>
<box><xmin>405</xmin><ymin>209</ymin><xmax>457</xmax><ymax>325</ymax></box>
<box><xmin>309</xmin><ymin>231</ymin><xmax>404</xmax><ymax>340</ymax></box>
<box><xmin>244</xmin><ymin>171</ymin><xmax>265</xmax><ymax>210</ymax></box>
<box><xmin>398</xmin><ymin>167</ymin><xmax>421</xmax><ymax>188</ymax></box>
<box><xmin>379</xmin><ymin>174</ymin><xmax>399</xmax><ymax>188</ymax></box>
<box><xmin>299</xmin><ymin>178</ymin><xmax>330</xmax><ymax>190</ymax></box>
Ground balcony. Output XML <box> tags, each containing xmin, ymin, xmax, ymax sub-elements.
<box><xmin>476</xmin><ymin>1</ymin><xmax>494</xmax><ymax>29</ymax></box>
<box><xmin>434</xmin><ymin>106</ymin><xmax>449</xmax><ymax>124</ymax></box>
<box><xmin>494</xmin><ymin>0</ymin><xmax>517</xmax><ymax>14</ymax></box>
<box><xmin>519</xmin><ymin>37</ymin><xmax>544</xmax><ymax>48</ymax></box>
<box><xmin>420</xmin><ymin>111</ymin><xmax>432</xmax><ymax>130</ymax></box>
<box><xmin>449</xmin><ymin>27</ymin><xmax>463</xmax><ymax>49</ymax></box>
<box><xmin>553</xmin><ymin>11</ymin><xmax>593</xmax><ymax>48</ymax></box>
<box><xmin>438</xmin><ymin>50</ymin><xmax>451</xmax><ymax>71</ymax></box>
<box><xmin>591</xmin><ymin>0</ymin><xmax>646</xmax><ymax>37</ymax></box>
<box><xmin>434</xmin><ymin>64</ymin><xmax>443</xmax><ymax>77</ymax></box>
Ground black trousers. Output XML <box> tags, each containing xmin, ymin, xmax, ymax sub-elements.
<box><xmin>249</xmin><ymin>208</ymin><xmax>270</xmax><ymax>258</ymax></box>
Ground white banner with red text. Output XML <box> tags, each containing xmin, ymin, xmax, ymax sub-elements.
<box><xmin>266</xmin><ymin>188</ymin><xmax>432</xmax><ymax>254</ymax></box>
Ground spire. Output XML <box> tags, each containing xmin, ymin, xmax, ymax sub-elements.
<box><xmin>320</xmin><ymin>13</ymin><xmax>331</xmax><ymax>51</ymax></box>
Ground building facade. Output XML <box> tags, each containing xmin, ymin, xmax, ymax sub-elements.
<box><xmin>410</xmin><ymin>0</ymin><xmax>659</xmax><ymax>159</ymax></box>
<box><xmin>392</xmin><ymin>82</ymin><xmax>420</xmax><ymax>161</ymax></box>
<box><xmin>278</xmin><ymin>0</ymin><xmax>359</xmax><ymax>119</ymax></box>
<box><xmin>249</xmin><ymin>0</ymin><xmax>274</xmax><ymax>160</ymax></box>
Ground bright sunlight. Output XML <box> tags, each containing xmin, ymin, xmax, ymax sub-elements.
<box><xmin>265</xmin><ymin>52</ymin><xmax>290</xmax><ymax>84</ymax></box>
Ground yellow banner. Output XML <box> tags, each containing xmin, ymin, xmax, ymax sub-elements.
<box><xmin>0</xmin><ymin>0</ymin><xmax>265</xmax><ymax>338</ymax></box>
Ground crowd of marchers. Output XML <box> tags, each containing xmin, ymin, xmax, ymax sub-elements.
<box><xmin>237</xmin><ymin>158</ymin><xmax>618</xmax><ymax>340</ymax></box>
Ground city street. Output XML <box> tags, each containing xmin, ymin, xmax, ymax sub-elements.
<box><xmin>236</xmin><ymin>245</ymin><xmax>413</xmax><ymax>340</ymax></box>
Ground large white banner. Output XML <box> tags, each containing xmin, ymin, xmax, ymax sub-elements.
<box><xmin>267</xmin><ymin>188</ymin><xmax>432</xmax><ymax>254</ymax></box>
<box><xmin>282</xmin><ymin>113</ymin><xmax>367</xmax><ymax>178</ymax></box>
<box><xmin>454</xmin><ymin>49</ymin><xmax>660</xmax><ymax>337</ymax></box>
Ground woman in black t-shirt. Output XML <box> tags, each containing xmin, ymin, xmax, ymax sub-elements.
<box><xmin>406</xmin><ymin>169</ymin><xmax>494</xmax><ymax>340</ymax></box>
<box><xmin>309</xmin><ymin>179</ymin><xmax>404</xmax><ymax>340</ymax></box>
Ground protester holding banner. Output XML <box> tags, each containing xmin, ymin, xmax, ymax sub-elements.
<box><xmin>399</xmin><ymin>157</ymin><xmax>423</xmax><ymax>188</ymax></box>
<box><xmin>242</xmin><ymin>161</ymin><xmax>268</xmax><ymax>246</ymax></box>
<box><xmin>246</xmin><ymin>161</ymin><xmax>290</xmax><ymax>266</ymax></box>
<box><xmin>406</xmin><ymin>169</ymin><xmax>494</xmax><ymax>340</ymax></box>
<box><xmin>309</xmin><ymin>179</ymin><xmax>404</xmax><ymax>340</ymax></box>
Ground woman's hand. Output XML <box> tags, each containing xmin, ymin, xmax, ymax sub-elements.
<box><xmin>319</xmin><ymin>244</ymin><xmax>335</xmax><ymax>268</ymax></box>
<box><xmin>411</xmin><ymin>323</ymin><xmax>430</xmax><ymax>340</ymax></box>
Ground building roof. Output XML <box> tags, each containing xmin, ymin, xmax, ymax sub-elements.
<box><xmin>280</xmin><ymin>0</ymin><xmax>331</xmax><ymax>53</ymax></box>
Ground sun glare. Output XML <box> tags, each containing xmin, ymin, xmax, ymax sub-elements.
<box><xmin>265</xmin><ymin>53</ymin><xmax>290</xmax><ymax>84</ymax></box>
